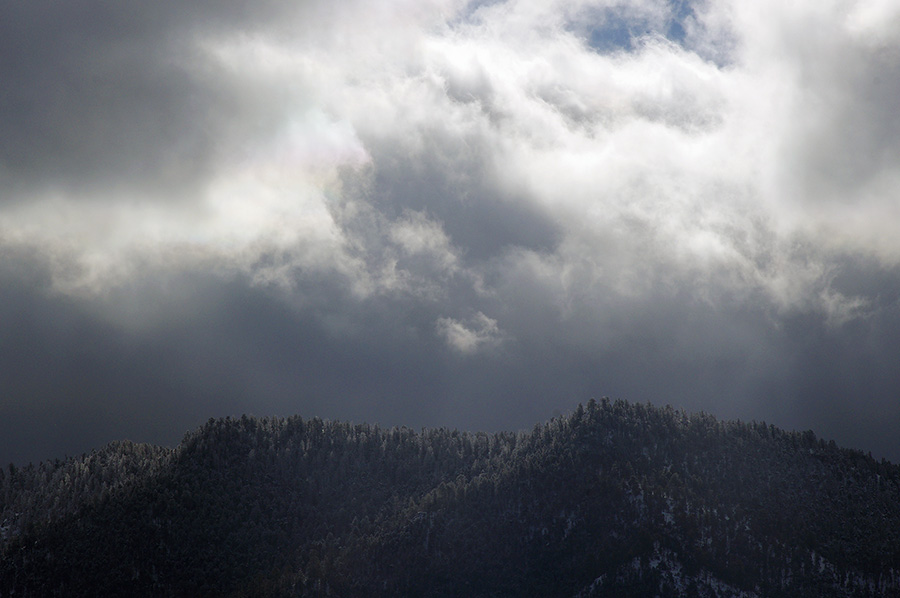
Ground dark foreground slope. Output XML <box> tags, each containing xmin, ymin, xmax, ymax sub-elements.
<box><xmin>2</xmin><ymin>400</ymin><xmax>900</xmax><ymax>597</ymax></box>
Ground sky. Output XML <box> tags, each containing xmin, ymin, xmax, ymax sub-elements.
<box><xmin>3</xmin><ymin>0</ymin><xmax>900</xmax><ymax>465</ymax></box>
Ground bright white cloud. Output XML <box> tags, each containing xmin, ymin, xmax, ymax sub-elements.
<box><xmin>2</xmin><ymin>0</ymin><xmax>900</xmax><ymax>323</ymax></box>
<box><xmin>0</xmin><ymin>108</ymin><xmax>370</xmax><ymax>294</ymax></box>
<box><xmin>390</xmin><ymin>213</ymin><xmax>458</xmax><ymax>268</ymax></box>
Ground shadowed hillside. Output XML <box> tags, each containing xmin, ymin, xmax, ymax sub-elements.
<box><xmin>3</xmin><ymin>399</ymin><xmax>899</xmax><ymax>597</ymax></box>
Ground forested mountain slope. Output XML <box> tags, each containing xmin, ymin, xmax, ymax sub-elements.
<box><xmin>2</xmin><ymin>399</ymin><xmax>899</xmax><ymax>597</ymax></box>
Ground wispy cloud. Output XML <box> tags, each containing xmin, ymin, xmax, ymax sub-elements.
<box><xmin>436</xmin><ymin>312</ymin><xmax>505</xmax><ymax>354</ymax></box>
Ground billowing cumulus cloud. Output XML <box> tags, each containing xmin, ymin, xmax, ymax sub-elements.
<box><xmin>3</xmin><ymin>0</ymin><xmax>900</xmax><ymax>464</ymax></box>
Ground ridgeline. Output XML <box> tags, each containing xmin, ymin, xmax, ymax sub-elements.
<box><xmin>2</xmin><ymin>399</ymin><xmax>899</xmax><ymax>596</ymax></box>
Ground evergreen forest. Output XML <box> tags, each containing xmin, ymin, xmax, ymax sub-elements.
<box><xmin>2</xmin><ymin>398</ymin><xmax>900</xmax><ymax>597</ymax></box>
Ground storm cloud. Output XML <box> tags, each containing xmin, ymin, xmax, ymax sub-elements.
<box><xmin>3</xmin><ymin>0</ymin><xmax>900</xmax><ymax>464</ymax></box>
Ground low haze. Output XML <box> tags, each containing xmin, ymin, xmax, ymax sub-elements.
<box><xmin>3</xmin><ymin>0</ymin><xmax>900</xmax><ymax>464</ymax></box>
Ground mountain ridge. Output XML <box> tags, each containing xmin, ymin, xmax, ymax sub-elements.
<box><xmin>2</xmin><ymin>399</ymin><xmax>899</xmax><ymax>597</ymax></box>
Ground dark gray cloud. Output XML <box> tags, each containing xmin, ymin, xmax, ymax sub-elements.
<box><xmin>3</xmin><ymin>2</ymin><xmax>200</xmax><ymax>195</ymax></box>
<box><xmin>6</xmin><ymin>251</ymin><xmax>900</xmax><ymax>465</ymax></box>
<box><xmin>3</xmin><ymin>0</ymin><xmax>900</xmax><ymax>465</ymax></box>
<box><xmin>0</xmin><ymin>0</ymin><xmax>328</xmax><ymax>201</ymax></box>
<box><xmin>366</xmin><ymin>135</ymin><xmax>561</xmax><ymax>260</ymax></box>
